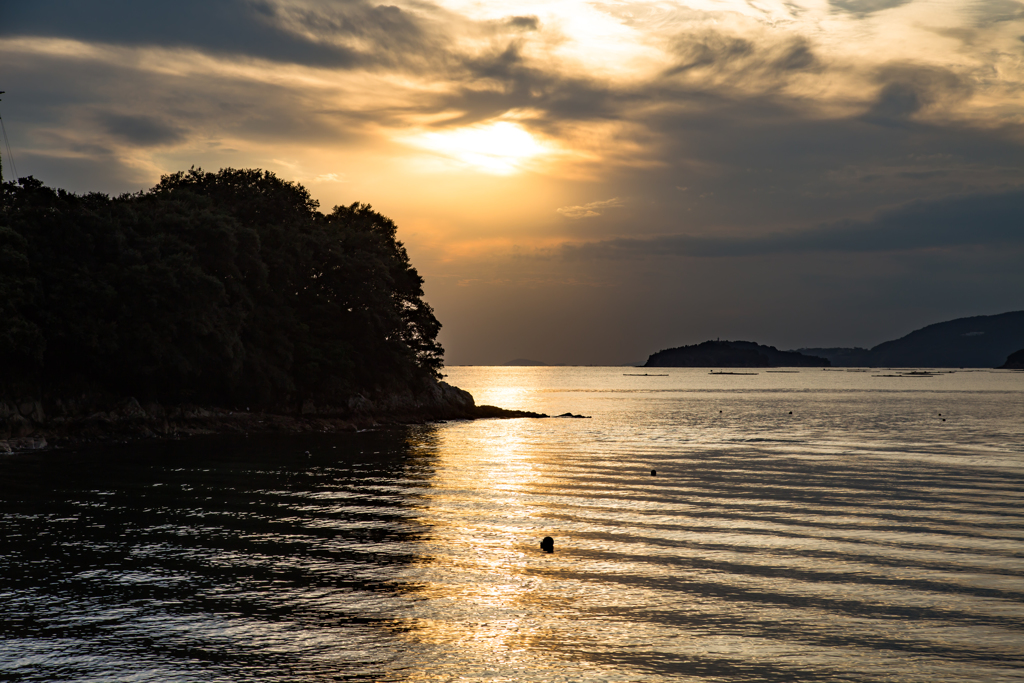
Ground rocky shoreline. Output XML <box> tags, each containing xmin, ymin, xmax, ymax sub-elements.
<box><xmin>0</xmin><ymin>380</ymin><xmax>549</xmax><ymax>453</ymax></box>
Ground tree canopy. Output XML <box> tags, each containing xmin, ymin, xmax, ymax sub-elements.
<box><xmin>0</xmin><ymin>168</ymin><xmax>444</xmax><ymax>407</ymax></box>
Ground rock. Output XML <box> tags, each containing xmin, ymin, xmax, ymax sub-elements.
<box><xmin>0</xmin><ymin>440</ymin><xmax>11</xmax><ymax>454</ymax></box>
<box><xmin>9</xmin><ymin>436</ymin><xmax>47</xmax><ymax>451</ymax></box>
<box><xmin>143</xmin><ymin>402</ymin><xmax>166</xmax><ymax>419</ymax></box>
<box><xmin>437</xmin><ymin>381</ymin><xmax>475</xmax><ymax>413</ymax></box>
<box><xmin>17</xmin><ymin>400</ymin><xmax>44</xmax><ymax>423</ymax></box>
<box><xmin>111</xmin><ymin>397</ymin><xmax>147</xmax><ymax>421</ymax></box>
<box><xmin>180</xmin><ymin>405</ymin><xmax>212</xmax><ymax>419</ymax></box>
<box><xmin>348</xmin><ymin>395</ymin><xmax>374</xmax><ymax>412</ymax></box>
<box><xmin>0</xmin><ymin>378</ymin><xmax>534</xmax><ymax>446</ymax></box>
<box><xmin>473</xmin><ymin>405</ymin><xmax>548</xmax><ymax>419</ymax></box>
<box><xmin>9</xmin><ymin>414</ymin><xmax>33</xmax><ymax>437</ymax></box>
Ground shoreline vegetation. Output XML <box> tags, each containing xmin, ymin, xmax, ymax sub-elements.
<box><xmin>0</xmin><ymin>385</ymin><xmax>548</xmax><ymax>453</ymax></box>
<box><xmin>0</xmin><ymin>168</ymin><xmax>543</xmax><ymax>452</ymax></box>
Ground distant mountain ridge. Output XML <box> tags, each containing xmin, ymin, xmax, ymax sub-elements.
<box><xmin>644</xmin><ymin>341</ymin><xmax>830</xmax><ymax>368</ymax></box>
<box><xmin>503</xmin><ymin>358</ymin><xmax>548</xmax><ymax>366</ymax></box>
<box><xmin>798</xmin><ymin>311</ymin><xmax>1024</xmax><ymax>367</ymax></box>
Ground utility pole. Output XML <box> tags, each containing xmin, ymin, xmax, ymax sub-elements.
<box><xmin>0</xmin><ymin>92</ymin><xmax>5</xmax><ymax>188</ymax></box>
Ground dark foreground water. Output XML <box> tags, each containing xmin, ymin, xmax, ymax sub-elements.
<box><xmin>2</xmin><ymin>368</ymin><xmax>1023</xmax><ymax>682</ymax></box>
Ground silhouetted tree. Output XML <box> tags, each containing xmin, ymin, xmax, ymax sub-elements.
<box><xmin>0</xmin><ymin>168</ymin><xmax>445</xmax><ymax>407</ymax></box>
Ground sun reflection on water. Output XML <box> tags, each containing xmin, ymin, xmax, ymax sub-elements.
<box><xmin>383</xmin><ymin>368</ymin><xmax>1024</xmax><ymax>681</ymax></box>
<box><xmin>394</xmin><ymin>417</ymin><xmax>592</xmax><ymax>679</ymax></box>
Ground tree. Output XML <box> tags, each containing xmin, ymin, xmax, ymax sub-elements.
<box><xmin>0</xmin><ymin>168</ymin><xmax>445</xmax><ymax>407</ymax></box>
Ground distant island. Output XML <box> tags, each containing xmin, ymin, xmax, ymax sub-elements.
<box><xmin>797</xmin><ymin>311</ymin><xmax>1024</xmax><ymax>367</ymax></box>
<box><xmin>503</xmin><ymin>358</ymin><xmax>548</xmax><ymax>366</ymax></box>
<box><xmin>0</xmin><ymin>169</ymin><xmax>540</xmax><ymax>450</ymax></box>
<box><xmin>644</xmin><ymin>341</ymin><xmax>830</xmax><ymax>368</ymax></box>
<box><xmin>1000</xmin><ymin>348</ymin><xmax>1024</xmax><ymax>369</ymax></box>
<box><xmin>642</xmin><ymin>311</ymin><xmax>1024</xmax><ymax>370</ymax></box>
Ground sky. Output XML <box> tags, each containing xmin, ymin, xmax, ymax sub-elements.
<box><xmin>2</xmin><ymin>0</ymin><xmax>1023</xmax><ymax>365</ymax></box>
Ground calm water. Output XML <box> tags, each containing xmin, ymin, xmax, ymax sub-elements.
<box><xmin>2</xmin><ymin>367</ymin><xmax>1023</xmax><ymax>682</ymax></box>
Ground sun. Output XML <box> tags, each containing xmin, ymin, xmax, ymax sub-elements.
<box><xmin>405</xmin><ymin>121</ymin><xmax>548</xmax><ymax>175</ymax></box>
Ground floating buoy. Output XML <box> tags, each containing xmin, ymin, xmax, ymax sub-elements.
<box><xmin>540</xmin><ymin>536</ymin><xmax>554</xmax><ymax>553</ymax></box>
<box><xmin>651</xmin><ymin>469</ymin><xmax>657</xmax><ymax>476</ymax></box>
<box><xmin>789</xmin><ymin>411</ymin><xmax>793</xmax><ymax>415</ymax></box>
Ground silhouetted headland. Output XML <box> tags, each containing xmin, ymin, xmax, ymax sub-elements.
<box><xmin>644</xmin><ymin>340</ymin><xmax>830</xmax><ymax>368</ymax></box>
<box><xmin>0</xmin><ymin>169</ymin><xmax>546</xmax><ymax>451</ymax></box>
<box><xmin>798</xmin><ymin>311</ymin><xmax>1024</xmax><ymax>367</ymax></box>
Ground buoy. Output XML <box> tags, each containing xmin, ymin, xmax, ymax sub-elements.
<box><xmin>651</xmin><ymin>469</ymin><xmax>657</xmax><ymax>476</ymax></box>
<box><xmin>540</xmin><ymin>536</ymin><xmax>554</xmax><ymax>553</ymax></box>
<box><xmin>789</xmin><ymin>411</ymin><xmax>793</xmax><ymax>415</ymax></box>
<box><xmin>942</xmin><ymin>418</ymin><xmax>946</xmax><ymax>422</ymax></box>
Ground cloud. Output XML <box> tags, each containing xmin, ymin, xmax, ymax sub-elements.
<box><xmin>863</xmin><ymin>64</ymin><xmax>971</xmax><ymax>124</ymax></box>
<box><xmin>830</xmin><ymin>0</ymin><xmax>913</xmax><ymax>16</ymax></box>
<box><xmin>4</xmin><ymin>0</ymin><xmax>1024</xmax><ymax>365</ymax></box>
<box><xmin>556</xmin><ymin>197</ymin><xmax>624</xmax><ymax>219</ymax></box>
<box><xmin>506</xmin><ymin>16</ymin><xmax>540</xmax><ymax>31</ymax></box>
<box><xmin>99</xmin><ymin>113</ymin><xmax>184</xmax><ymax>147</ymax></box>
<box><xmin>0</xmin><ymin>0</ymin><xmax>440</xmax><ymax>71</ymax></box>
<box><xmin>562</xmin><ymin>190</ymin><xmax>1024</xmax><ymax>258</ymax></box>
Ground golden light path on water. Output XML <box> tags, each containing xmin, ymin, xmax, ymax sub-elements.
<box><xmin>369</xmin><ymin>368</ymin><xmax>1024</xmax><ymax>681</ymax></box>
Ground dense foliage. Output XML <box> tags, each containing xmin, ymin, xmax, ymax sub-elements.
<box><xmin>0</xmin><ymin>168</ymin><xmax>444</xmax><ymax>406</ymax></box>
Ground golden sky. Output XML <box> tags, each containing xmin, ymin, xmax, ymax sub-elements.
<box><xmin>4</xmin><ymin>0</ymin><xmax>1024</xmax><ymax>363</ymax></box>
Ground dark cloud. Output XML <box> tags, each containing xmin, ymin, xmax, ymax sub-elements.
<box><xmin>667</xmin><ymin>33</ymin><xmax>754</xmax><ymax>74</ymax></box>
<box><xmin>561</xmin><ymin>190</ymin><xmax>1024</xmax><ymax>260</ymax></box>
<box><xmin>506</xmin><ymin>16</ymin><xmax>540</xmax><ymax>31</ymax></box>
<box><xmin>435</xmin><ymin>43</ymin><xmax>618</xmax><ymax>126</ymax></box>
<box><xmin>437</xmin><ymin>29</ymin><xmax>817</xmax><ymax>131</ymax></box>
<box><xmin>976</xmin><ymin>0</ymin><xmax>1024</xmax><ymax>24</ymax></box>
<box><xmin>99</xmin><ymin>113</ymin><xmax>184</xmax><ymax>146</ymax></box>
<box><xmin>774</xmin><ymin>40</ymin><xmax>817</xmax><ymax>71</ymax></box>
<box><xmin>13</xmin><ymin>151</ymin><xmax>150</xmax><ymax>193</ymax></box>
<box><xmin>665</xmin><ymin>32</ymin><xmax>819</xmax><ymax>82</ymax></box>
<box><xmin>829</xmin><ymin>0</ymin><xmax>913</xmax><ymax>16</ymax></box>
<box><xmin>6</xmin><ymin>45</ymin><xmax>367</xmax><ymax>137</ymax></box>
<box><xmin>0</xmin><ymin>0</ymin><xmax>436</xmax><ymax>70</ymax></box>
<box><xmin>864</xmin><ymin>65</ymin><xmax>970</xmax><ymax>124</ymax></box>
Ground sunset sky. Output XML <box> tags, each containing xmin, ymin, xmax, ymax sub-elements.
<box><xmin>4</xmin><ymin>0</ymin><xmax>1024</xmax><ymax>365</ymax></box>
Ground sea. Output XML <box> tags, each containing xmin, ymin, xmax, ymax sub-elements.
<box><xmin>1</xmin><ymin>366</ymin><xmax>1022</xmax><ymax>682</ymax></box>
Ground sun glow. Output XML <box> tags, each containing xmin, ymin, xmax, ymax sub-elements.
<box><xmin>404</xmin><ymin>121</ymin><xmax>548</xmax><ymax>175</ymax></box>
